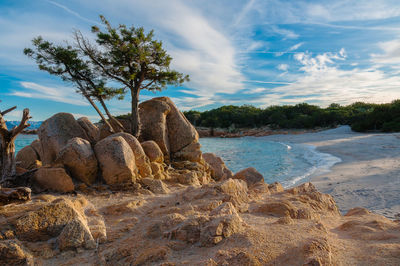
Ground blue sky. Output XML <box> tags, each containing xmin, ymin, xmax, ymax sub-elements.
<box><xmin>2</xmin><ymin>0</ymin><xmax>400</xmax><ymax>121</ymax></box>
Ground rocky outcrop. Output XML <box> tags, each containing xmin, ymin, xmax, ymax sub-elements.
<box><xmin>56</xmin><ymin>137</ymin><xmax>98</xmax><ymax>185</ymax></box>
<box><xmin>77</xmin><ymin>117</ymin><xmax>99</xmax><ymax>144</ymax></box>
<box><xmin>233</xmin><ymin>167</ymin><xmax>264</xmax><ymax>186</ymax></box>
<box><xmin>203</xmin><ymin>153</ymin><xmax>233</xmax><ymax>181</ymax></box>
<box><xmin>33</xmin><ymin>167</ymin><xmax>74</xmax><ymax>193</ymax></box>
<box><xmin>94</xmin><ymin>136</ymin><xmax>137</xmax><ymax>185</ymax></box>
<box><xmin>38</xmin><ymin>113</ymin><xmax>89</xmax><ymax>165</ymax></box>
<box><xmin>139</xmin><ymin>97</ymin><xmax>201</xmax><ymax>162</ymax></box>
<box><xmin>0</xmin><ymin>178</ymin><xmax>399</xmax><ymax>265</ymax></box>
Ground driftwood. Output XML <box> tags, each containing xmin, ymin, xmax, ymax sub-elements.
<box><xmin>0</xmin><ymin>107</ymin><xmax>31</xmax><ymax>181</ymax></box>
<box><xmin>0</xmin><ymin>186</ymin><xmax>31</xmax><ymax>206</ymax></box>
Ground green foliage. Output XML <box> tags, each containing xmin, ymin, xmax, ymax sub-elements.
<box><xmin>24</xmin><ymin>37</ymin><xmax>124</xmax><ymax>101</ymax></box>
<box><xmin>182</xmin><ymin>100</ymin><xmax>400</xmax><ymax>132</ymax></box>
<box><xmin>75</xmin><ymin>15</ymin><xmax>189</xmax><ymax>136</ymax></box>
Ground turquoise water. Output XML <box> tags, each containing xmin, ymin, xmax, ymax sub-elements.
<box><xmin>15</xmin><ymin>134</ymin><xmax>37</xmax><ymax>153</ymax></box>
<box><xmin>200</xmin><ymin>137</ymin><xmax>341</xmax><ymax>187</ymax></box>
<box><xmin>14</xmin><ymin>134</ymin><xmax>340</xmax><ymax>188</ymax></box>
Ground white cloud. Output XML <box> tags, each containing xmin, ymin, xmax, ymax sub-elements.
<box><xmin>10</xmin><ymin>82</ymin><xmax>89</xmax><ymax>106</ymax></box>
<box><xmin>259</xmin><ymin>49</ymin><xmax>400</xmax><ymax>107</ymax></box>
<box><xmin>371</xmin><ymin>39</ymin><xmax>400</xmax><ymax>64</ymax></box>
<box><xmin>243</xmin><ymin>87</ymin><xmax>267</xmax><ymax>94</ymax></box>
<box><xmin>277</xmin><ymin>64</ymin><xmax>289</xmax><ymax>71</ymax></box>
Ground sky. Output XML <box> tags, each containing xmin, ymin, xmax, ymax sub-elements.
<box><xmin>2</xmin><ymin>0</ymin><xmax>400</xmax><ymax>121</ymax></box>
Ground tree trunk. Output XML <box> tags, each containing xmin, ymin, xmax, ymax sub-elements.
<box><xmin>0</xmin><ymin>108</ymin><xmax>31</xmax><ymax>183</ymax></box>
<box><xmin>130</xmin><ymin>88</ymin><xmax>140</xmax><ymax>138</ymax></box>
<box><xmin>98</xmin><ymin>98</ymin><xmax>125</xmax><ymax>133</ymax></box>
<box><xmin>0</xmin><ymin>133</ymin><xmax>16</xmax><ymax>179</ymax></box>
<box><xmin>82</xmin><ymin>92</ymin><xmax>115</xmax><ymax>134</ymax></box>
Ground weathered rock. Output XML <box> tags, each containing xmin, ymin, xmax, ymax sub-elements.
<box><xmin>33</xmin><ymin>167</ymin><xmax>74</xmax><ymax>193</ymax></box>
<box><xmin>0</xmin><ymin>187</ymin><xmax>31</xmax><ymax>206</ymax></box>
<box><xmin>268</xmin><ymin>182</ymin><xmax>284</xmax><ymax>193</ymax></box>
<box><xmin>0</xmin><ymin>240</ymin><xmax>33</xmax><ymax>265</ymax></box>
<box><xmin>14</xmin><ymin>198</ymin><xmax>82</xmax><ymax>241</ymax></box>
<box><xmin>57</xmin><ymin>219</ymin><xmax>96</xmax><ymax>251</ymax></box>
<box><xmin>110</xmin><ymin>133</ymin><xmax>152</xmax><ymax>178</ymax></box>
<box><xmin>345</xmin><ymin>207</ymin><xmax>371</xmax><ymax>216</ymax></box>
<box><xmin>140</xmin><ymin>178</ymin><xmax>170</xmax><ymax>194</ymax></box>
<box><xmin>203</xmin><ymin>153</ymin><xmax>233</xmax><ymax>181</ymax></box>
<box><xmin>150</xmin><ymin>162</ymin><xmax>166</xmax><ymax>180</ymax></box>
<box><xmin>141</xmin><ymin>140</ymin><xmax>164</xmax><ymax>163</ymax></box>
<box><xmin>139</xmin><ymin>97</ymin><xmax>200</xmax><ymax>161</ymax></box>
<box><xmin>172</xmin><ymin>141</ymin><xmax>202</xmax><ymax>162</ymax></box>
<box><xmin>77</xmin><ymin>117</ymin><xmax>99</xmax><ymax>144</ymax></box>
<box><xmin>30</xmin><ymin>139</ymin><xmax>43</xmax><ymax>161</ymax></box>
<box><xmin>176</xmin><ymin>171</ymin><xmax>201</xmax><ymax>186</ymax></box>
<box><xmin>217</xmin><ymin>179</ymin><xmax>249</xmax><ymax>211</ymax></box>
<box><xmin>233</xmin><ymin>167</ymin><xmax>264</xmax><ymax>186</ymax></box>
<box><xmin>16</xmin><ymin>145</ymin><xmax>39</xmax><ymax>170</ymax></box>
<box><xmin>38</xmin><ymin>113</ymin><xmax>89</xmax><ymax>165</ymax></box>
<box><xmin>56</xmin><ymin>137</ymin><xmax>98</xmax><ymax>185</ymax></box>
<box><xmin>139</xmin><ymin>99</ymin><xmax>171</xmax><ymax>158</ymax></box>
<box><xmin>257</xmin><ymin>200</ymin><xmax>297</xmax><ymax>218</ymax></box>
<box><xmin>200</xmin><ymin>213</ymin><xmax>243</xmax><ymax>246</ymax></box>
<box><xmin>94</xmin><ymin>136</ymin><xmax>137</xmax><ymax>185</ymax></box>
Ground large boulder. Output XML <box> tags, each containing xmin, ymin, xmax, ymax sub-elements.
<box><xmin>110</xmin><ymin>133</ymin><xmax>152</xmax><ymax>178</ymax></box>
<box><xmin>139</xmin><ymin>97</ymin><xmax>200</xmax><ymax>162</ymax></box>
<box><xmin>233</xmin><ymin>167</ymin><xmax>264</xmax><ymax>186</ymax></box>
<box><xmin>14</xmin><ymin>198</ymin><xmax>82</xmax><ymax>241</ymax></box>
<box><xmin>141</xmin><ymin>141</ymin><xmax>164</xmax><ymax>163</ymax></box>
<box><xmin>94</xmin><ymin>136</ymin><xmax>137</xmax><ymax>185</ymax></box>
<box><xmin>139</xmin><ymin>99</ymin><xmax>171</xmax><ymax>158</ymax></box>
<box><xmin>56</xmin><ymin>137</ymin><xmax>98</xmax><ymax>185</ymax></box>
<box><xmin>203</xmin><ymin>153</ymin><xmax>233</xmax><ymax>181</ymax></box>
<box><xmin>38</xmin><ymin>113</ymin><xmax>89</xmax><ymax>165</ymax></box>
<box><xmin>30</xmin><ymin>139</ymin><xmax>43</xmax><ymax>161</ymax></box>
<box><xmin>33</xmin><ymin>167</ymin><xmax>75</xmax><ymax>193</ymax></box>
<box><xmin>77</xmin><ymin>117</ymin><xmax>99</xmax><ymax>144</ymax></box>
<box><xmin>16</xmin><ymin>145</ymin><xmax>39</xmax><ymax>170</ymax></box>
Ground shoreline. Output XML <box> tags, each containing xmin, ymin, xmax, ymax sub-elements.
<box><xmin>260</xmin><ymin>126</ymin><xmax>400</xmax><ymax>219</ymax></box>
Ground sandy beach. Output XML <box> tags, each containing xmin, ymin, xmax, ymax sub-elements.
<box><xmin>262</xmin><ymin>126</ymin><xmax>400</xmax><ymax>219</ymax></box>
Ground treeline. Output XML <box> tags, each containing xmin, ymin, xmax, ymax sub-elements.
<box><xmin>182</xmin><ymin>100</ymin><xmax>400</xmax><ymax>132</ymax></box>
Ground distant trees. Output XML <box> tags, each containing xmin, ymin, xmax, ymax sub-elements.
<box><xmin>183</xmin><ymin>100</ymin><xmax>400</xmax><ymax>132</ymax></box>
<box><xmin>25</xmin><ymin>15</ymin><xmax>188</xmax><ymax>137</ymax></box>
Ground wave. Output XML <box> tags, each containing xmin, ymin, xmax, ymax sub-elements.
<box><xmin>282</xmin><ymin>143</ymin><xmax>341</xmax><ymax>188</ymax></box>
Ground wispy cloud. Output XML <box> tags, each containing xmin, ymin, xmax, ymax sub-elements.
<box><xmin>9</xmin><ymin>82</ymin><xmax>88</xmax><ymax>106</ymax></box>
<box><xmin>46</xmin><ymin>1</ymin><xmax>99</xmax><ymax>25</ymax></box>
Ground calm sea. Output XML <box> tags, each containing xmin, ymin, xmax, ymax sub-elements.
<box><xmin>15</xmin><ymin>134</ymin><xmax>340</xmax><ymax>188</ymax></box>
<box><xmin>199</xmin><ymin>137</ymin><xmax>341</xmax><ymax>187</ymax></box>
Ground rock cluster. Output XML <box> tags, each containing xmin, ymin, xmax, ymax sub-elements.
<box><xmin>16</xmin><ymin>97</ymin><xmax>214</xmax><ymax>192</ymax></box>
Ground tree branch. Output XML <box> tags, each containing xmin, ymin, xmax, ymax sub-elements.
<box><xmin>11</xmin><ymin>109</ymin><xmax>31</xmax><ymax>137</ymax></box>
<box><xmin>1</xmin><ymin>106</ymin><xmax>17</xmax><ymax>116</ymax></box>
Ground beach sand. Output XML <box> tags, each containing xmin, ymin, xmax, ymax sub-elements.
<box><xmin>262</xmin><ymin>126</ymin><xmax>400</xmax><ymax>219</ymax></box>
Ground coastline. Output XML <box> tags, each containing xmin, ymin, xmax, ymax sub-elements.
<box><xmin>260</xmin><ymin>126</ymin><xmax>400</xmax><ymax>219</ymax></box>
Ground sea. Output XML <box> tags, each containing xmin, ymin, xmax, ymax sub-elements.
<box><xmin>199</xmin><ymin>137</ymin><xmax>341</xmax><ymax>188</ymax></box>
<box><xmin>15</xmin><ymin>134</ymin><xmax>340</xmax><ymax>188</ymax></box>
